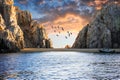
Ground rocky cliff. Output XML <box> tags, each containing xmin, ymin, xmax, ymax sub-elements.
<box><xmin>0</xmin><ymin>0</ymin><xmax>24</xmax><ymax>52</ymax></box>
<box><xmin>16</xmin><ymin>7</ymin><xmax>52</xmax><ymax>48</ymax></box>
<box><xmin>72</xmin><ymin>3</ymin><xmax>120</xmax><ymax>48</ymax></box>
<box><xmin>0</xmin><ymin>0</ymin><xmax>52</xmax><ymax>52</ymax></box>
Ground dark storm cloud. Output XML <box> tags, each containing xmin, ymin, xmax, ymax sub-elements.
<box><xmin>14</xmin><ymin>0</ymin><xmax>119</xmax><ymax>23</ymax></box>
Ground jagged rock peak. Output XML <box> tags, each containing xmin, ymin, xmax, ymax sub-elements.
<box><xmin>16</xmin><ymin>5</ymin><xmax>52</xmax><ymax>48</ymax></box>
<box><xmin>16</xmin><ymin>7</ymin><xmax>32</xmax><ymax>26</ymax></box>
<box><xmin>0</xmin><ymin>0</ymin><xmax>18</xmax><ymax>27</ymax></box>
<box><xmin>72</xmin><ymin>3</ymin><xmax>120</xmax><ymax>48</ymax></box>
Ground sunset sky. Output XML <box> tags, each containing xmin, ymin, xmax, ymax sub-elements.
<box><xmin>14</xmin><ymin>0</ymin><xmax>119</xmax><ymax>48</ymax></box>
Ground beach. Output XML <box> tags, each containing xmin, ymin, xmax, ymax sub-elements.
<box><xmin>21</xmin><ymin>48</ymin><xmax>120</xmax><ymax>53</ymax></box>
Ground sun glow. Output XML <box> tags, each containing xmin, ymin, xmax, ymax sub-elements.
<box><xmin>44</xmin><ymin>13</ymin><xmax>89</xmax><ymax>34</ymax></box>
<box><xmin>42</xmin><ymin>13</ymin><xmax>89</xmax><ymax>48</ymax></box>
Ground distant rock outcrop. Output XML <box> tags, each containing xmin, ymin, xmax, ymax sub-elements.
<box><xmin>73</xmin><ymin>3</ymin><xmax>120</xmax><ymax>48</ymax></box>
<box><xmin>0</xmin><ymin>0</ymin><xmax>52</xmax><ymax>52</ymax></box>
<box><xmin>65</xmin><ymin>45</ymin><xmax>71</xmax><ymax>49</ymax></box>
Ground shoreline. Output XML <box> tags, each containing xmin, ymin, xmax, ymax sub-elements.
<box><xmin>21</xmin><ymin>48</ymin><xmax>120</xmax><ymax>53</ymax></box>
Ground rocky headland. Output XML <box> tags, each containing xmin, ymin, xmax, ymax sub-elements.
<box><xmin>72</xmin><ymin>3</ymin><xmax>120</xmax><ymax>48</ymax></box>
<box><xmin>0</xmin><ymin>0</ymin><xmax>52</xmax><ymax>53</ymax></box>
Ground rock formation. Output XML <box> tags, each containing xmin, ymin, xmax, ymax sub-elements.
<box><xmin>16</xmin><ymin>7</ymin><xmax>52</xmax><ymax>48</ymax></box>
<box><xmin>65</xmin><ymin>45</ymin><xmax>71</xmax><ymax>49</ymax></box>
<box><xmin>72</xmin><ymin>3</ymin><xmax>120</xmax><ymax>48</ymax></box>
<box><xmin>0</xmin><ymin>0</ymin><xmax>24</xmax><ymax>52</ymax></box>
<box><xmin>0</xmin><ymin>0</ymin><xmax>52</xmax><ymax>52</ymax></box>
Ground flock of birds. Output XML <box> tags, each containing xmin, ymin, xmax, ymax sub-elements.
<box><xmin>51</xmin><ymin>26</ymin><xmax>73</xmax><ymax>39</ymax></box>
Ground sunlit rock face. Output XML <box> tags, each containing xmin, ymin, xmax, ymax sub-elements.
<box><xmin>0</xmin><ymin>15</ymin><xmax>6</xmax><ymax>30</ymax></box>
<box><xmin>73</xmin><ymin>3</ymin><xmax>120</xmax><ymax>48</ymax></box>
<box><xmin>0</xmin><ymin>15</ymin><xmax>24</xmax><ymax>52</ymax></box>
<box><xmin>0</xmin><ymin>29</ymin><xmax>20</xmax><ymax>52</ymax></box>
<box><xmin>0</xmin><ymin>0</ymin><xmax>52</xmax><ymax>52</ymax></box>
<box><xmin>16</xmin><ymin>7</ymin><xmax>32</xmax><ymax>27</ymax></box>
<box><xmin>16</xmin><ymin>7</ymin><xmax>52</xmax><ymax>48</ymax></box>
<box><xmin>0</xmin><ymin>0</ymin><xmax>24</xmax><ymax>52</ymax></box>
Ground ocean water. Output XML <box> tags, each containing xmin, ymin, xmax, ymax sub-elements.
<box><xmin>0</xmin><ymin>52</ymin><xmax>120</xmax><ymax>80</ymax></box>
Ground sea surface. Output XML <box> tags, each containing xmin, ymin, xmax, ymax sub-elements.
<box><xmin>0</xmin><ymin>52</ymin><xmax>120</xmax><ymax>80</ymax></box>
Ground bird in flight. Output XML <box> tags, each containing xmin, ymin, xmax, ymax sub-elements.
<box><xmin>61</xmin><ymin>27</ymin><xmax>64</xmax><ymax>31</ymax></box>
<box><xmin>65</xmin><ymin>36</ymin><xmax>67</xmax><ymax>39</ymax></box>
<box><xmin>56</xmin><ymin>34</ymin><xmax>59</xmax><ymax>37</ymax></box>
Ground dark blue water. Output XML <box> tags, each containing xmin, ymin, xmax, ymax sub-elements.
<box><xmin>0</xmin><ymin>52</ymin><xmax>120</xmax><ymax>80</ymax></box>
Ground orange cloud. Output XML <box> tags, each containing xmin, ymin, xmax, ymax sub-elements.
<box><xmin>95</xmin><ymin>0</ymin><xmax>108</xmax><ymax>10</ymax></box>
<box><xmin>87</xmin><ymin>1</ymin><xmax>95</xmax><ymax>6</ymax></box>
<box><xmin>87</xmin><ymin>0</ymin><xmax>109</xmax><ymax>10</ymax></box>
<box><xmin>43</xmin><ymin>13</ymin><xmax>89</xmax><ymax>34</ymax></box>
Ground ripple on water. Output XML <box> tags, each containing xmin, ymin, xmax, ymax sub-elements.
<box><xmin>0</xmin><ymin>52</ymin><xmax>120</xmax><ymax>80</ymax></box>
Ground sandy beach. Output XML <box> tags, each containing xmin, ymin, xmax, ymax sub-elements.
<box><xmin>21</xmin><ymin>48</ymin><xmax>120</xmax><ymax>53</ymax></box>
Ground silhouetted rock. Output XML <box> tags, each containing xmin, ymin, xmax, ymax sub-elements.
<box><xmin>73</xmin><ymin>3</ymin><xmax>120</xmax><ymax>48</ymax></box>
<box><xmin>72</xmin><ymin>25</ymin><xmax>88</xmax><ymax>48</ymax></box>
<box><xmin>45</xmin><ymin>39</ymin><xmax>53</xmax><ymax>48</ymax></box>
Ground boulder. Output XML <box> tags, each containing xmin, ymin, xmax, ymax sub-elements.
<box><xmin>65</xmin><ymin>45</ymin><xmax>71</xmax><ymax>49</ymax></box>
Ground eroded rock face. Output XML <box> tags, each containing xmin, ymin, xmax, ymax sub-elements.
<box><xmin>72</xmin><ymin>3</ymin><xmax>120</xmax><ymax>48</ymax></box>
<box><xmin>0</xmin><ymin>0</ymin><xmax>52</xmax><ymax>52</ymax></box>
<box><xmin>16</xmin><ymin>7</ymin><xmax>52</xmax><ymax>48</ymax></box>
<box><xmin>0</xmin><ymin>0</ymin><xmax>24</xmax><ymax>52</ymax></box>
<box><xmin>2</xmin><ymin>0</ymin><xmax>17</xmax><ymax>26</ymax></box>
<box><xmin>0</xmin><ymin>14</ymin><xmax>6</xmax><ymax>30</ymax></box>
<box><xmin>72</xmin><ymin>25</ymin><xmax>88</xmax><ymax>48</ymax></box>
<box><xmin>0</xmin><ymin>30</ymin><xmax>20</xmax><ymax>52</ymax></box>
<box><xmin>0</xmin><ymin>14</ymin><xmax>23</xmax><ymax>52</ymax></box>
<box><xmin>16</xmin><ymin>7</ymin><xmax>32</xmax><ymax>27</ymax></box>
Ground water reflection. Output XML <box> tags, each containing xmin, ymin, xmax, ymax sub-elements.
<box><xmin>0</xmin><ymin>52</ymin><xmax>120</xmax><ymax>80</ymax></box>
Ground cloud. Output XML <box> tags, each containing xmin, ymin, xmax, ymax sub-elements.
<box><xmin>15</xmin><ymin>0</ymin><xmax>28</xmax><ymax>5</ymax></box>
<box><xmin>37</xmin><ymin>0</ymin><xmax>95</xmax><ymax>23</ymax></box>
<box><xmin>14</xmin><ymin>0</ymin><xmax>120</xmax><ymax>29</ymax></box>
<box><xmin>15</xmin><ymin>0</ymin><xmax>95</xmax><ymax>21</ymax></box>
<box><xmin>43</xmin><ymin>13</ymin><xmax>89</xmax><ymax>34</ymax></box>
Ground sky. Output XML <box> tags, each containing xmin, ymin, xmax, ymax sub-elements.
<box><xmin>14</xmin><ymin>0</ymin><xmax>120</xmax><ymax>48</ymax></box>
